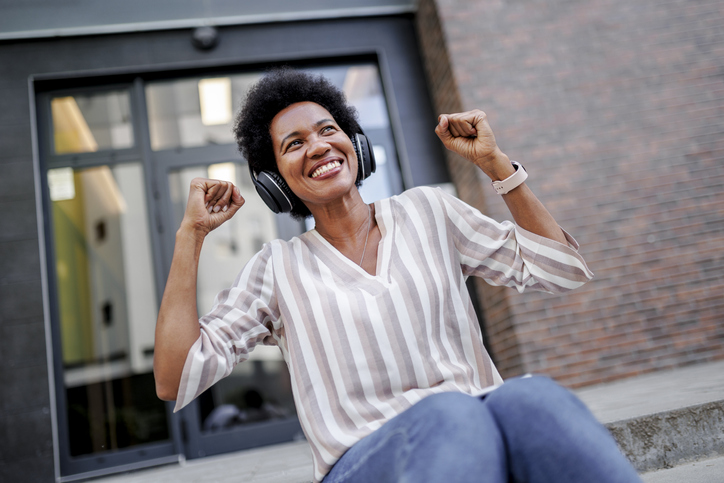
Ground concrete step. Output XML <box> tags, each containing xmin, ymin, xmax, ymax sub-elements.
<box><xmin>576</xmin><ymin>360</ymin><xmax>724</xmax><ymax>473</ymax></box>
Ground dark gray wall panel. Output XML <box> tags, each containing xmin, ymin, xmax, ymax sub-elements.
<box><xmin>0</xmin><ymin>239</ymin><xmax>41</xmax><ymax>283</ymax></box>
<box><xmin>0</xmin><ymin>280</ymin><xmax>45</xmax><ymax>322</ymax></box>
<box><xmin>0</xmin><ymin>407</ymin><xmax>54</xmax><ymax>460</ymax></box>
<box><xmin>0</xmin><ymin>128</ymin><xmax>33</xmax><ymax>159</ymax></box>
<box><xmin>0</xmin><ymin>200</ymin><xmax>38</xmax><ymax>241</ymax></box>
<box><xmin>1</xmin><ymin>320</ymin><xmax>47</xmax><ymax>365</ymax></box>
<box><xmin>0</xmin><ymin>361</ymin><xmax>50</xmax><ymax>413</ymax></box>
<box><xmin>0</xmin><ymin>160</ymin><xmax>36</xmax><ymax>198</ymax></box>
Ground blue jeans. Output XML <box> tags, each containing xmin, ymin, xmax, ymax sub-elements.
<box><xmin>323</xmin><ymin>376</ymin><xmax>641</xmax><ymax>483</ymax></box>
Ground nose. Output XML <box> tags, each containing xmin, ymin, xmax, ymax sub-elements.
<box><xmin>307</xmin><ymin>135</ymin><xmax>331</xmax><ymax>158</ymax></box>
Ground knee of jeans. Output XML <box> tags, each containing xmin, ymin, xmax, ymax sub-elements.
<box><xmin>486</xmin><ymin>375</ymin><xmax>579</xmax><ymax>418</ymax></box>
<box><xmin>412</xmin><ymin>392</ymin><xmax>483</xmax><ymax>430</ymax></box>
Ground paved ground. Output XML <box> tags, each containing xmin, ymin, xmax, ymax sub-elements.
<box><xmin>641</xmin><ymin>455</ymin><xmax>724</xmax><ymax>483</ymax></box>
<box><xmin>92</xmin><ymin>360</ymin><xmax>724</xmax><ymax>483</ymax></box>
<box><xmin>93</xmin><ymin>441</ymin><xmax>313</xmax><ymax>483</ymax></box>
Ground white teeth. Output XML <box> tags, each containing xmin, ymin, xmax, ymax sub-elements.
<box><xmin>311</xmin><ymin>160</ymin><xmax>341</xmax><ymax>178</ymax></box>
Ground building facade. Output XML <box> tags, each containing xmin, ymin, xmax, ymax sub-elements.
<box><xmin>0</xmin><ymin>0</ymin><xmax>722</xmax><ymax>481</ymax></box>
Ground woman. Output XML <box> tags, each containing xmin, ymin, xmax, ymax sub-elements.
<box><xmin>154</xmin><ymin>69</ymin><xmax>640</xmax><ymax>483</ymax></box>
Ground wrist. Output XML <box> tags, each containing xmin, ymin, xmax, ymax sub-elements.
<box><xmin>475</xmin><ymin>149</ymin><xmax>514</xmax><ymax>181</ymax></box>
<box><xmin>176</xmin><ymin>222</ymin><xmax>207</xmax><ymax>246</ymax></box>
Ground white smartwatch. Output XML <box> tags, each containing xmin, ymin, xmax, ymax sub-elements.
<box><xmin>492</xmin><ymin>161</ymin><xmax>527</xmax><ymax>195</ymax></box>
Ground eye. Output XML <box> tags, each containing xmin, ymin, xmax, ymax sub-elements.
<box><xmin>284</xmin><ymin>139</ymin><xmax>302</xmax><ymax>152</ymax></box>
<box><xmin>321</xmin><ymin>125</ymin><xmax>336</xmax><ymax>134</ymax></box>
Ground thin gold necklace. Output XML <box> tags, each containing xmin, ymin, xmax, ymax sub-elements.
<box><xmin>359</xmin><ymin>204</ymin><xmax>372</xmax><ymax>266</ymax></box>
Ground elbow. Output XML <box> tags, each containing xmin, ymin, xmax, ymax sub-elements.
<box><xmin>153</xmin><ymin>367</ymin><xmax>179</xmax><ymax>402</ymax></box>
<box><xmin>155</xmin><ymin>379</ymin><xmax>178</xmax><ymax>402</ymax></box>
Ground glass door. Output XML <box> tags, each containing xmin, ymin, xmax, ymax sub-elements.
<box><xmin>42</xmin><ymin>88</ymin><xmax>179</xmax><ymax>479</ymax></box>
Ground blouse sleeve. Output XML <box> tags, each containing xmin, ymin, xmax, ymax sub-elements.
<box><xmin>174</xmin><ymin>243</ymin><xmax>280</xmax><ymax>412</ymax></box>
<box><xmin>434</xmin><ymin>187</ymin><xmax>594</xmax><ymax>293</ymax></box>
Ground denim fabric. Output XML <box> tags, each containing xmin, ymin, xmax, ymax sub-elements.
<box><xmin>323</xmin><ymin>376</ymin><xmax>642</xmax><ymax>483</ymax></box>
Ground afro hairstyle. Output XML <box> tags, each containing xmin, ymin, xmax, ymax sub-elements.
<box><xmin>234</xmin><ymin>67</ymin><xmax>362</xmax><ymax>220</ymax></box>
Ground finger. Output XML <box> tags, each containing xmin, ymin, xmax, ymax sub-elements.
<box><xmin>216</xmin><ymin>182</ymin><xmax>234</xmax><ymax>213</ymax></box>
<box><xmin>472</xmin><ymin>111</ymin><xmax>490</xmax><ymax>134</ymax></box>
<box><xmin>225</xmin><ymin>186</ymin><xmax>246</xmax><ymax>218</ymax></box>
<box><xmin>447</xmin><ymin>121</ymin><xmax>461</xmax><ymax>138</ymax></box>
<box><xmin>464</xmin><ymin>120</ymin><xmax>477</xmax><ymax>136</ymax></box>
<box><xmin>435</xmin><ymin>115</ymin><xmax>450</xmax><ymax>139</ymax></box>
<box><xmin>203</xmin><ymin>183</ymin><xmax>221</xmax><ymax>212</ymax></box>
<box><xmin>206</xmin><ymin>181</ymin><xmax>228</xmax><ymax>213</ymax></box>
<box><xmin>213</xmin><ymin>186</ymin><xmax>245</xmax><ymax>225</ymax></box>
<box><xmin>448</xmin><ymin>114</ymin><xmax>476</xmax><ymax>138</ymax></box>
<box><xmin>435</xmin><ymin>115</ymin><xmax>448</xmax><ymax>132</ymax></box>
<box><xmin>448</xmin><ymin>114</ymin><xmax>469</xmax><ymax>138</ymax></box>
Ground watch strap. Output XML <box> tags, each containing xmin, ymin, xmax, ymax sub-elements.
<box><xmin>492</xmin><ymin>161</ymin><xmax>527</xmax><ymax>195</ymax></box>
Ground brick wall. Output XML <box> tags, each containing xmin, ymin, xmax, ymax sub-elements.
<box><xmin>417</xmin><ymin>0</ymin><xmax>724</xmax><ymax>387</ymax></box>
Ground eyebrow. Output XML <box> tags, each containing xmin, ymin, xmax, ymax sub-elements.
<box><xmin>279</xmin><ymin>118</ymin><xmax>336</xmax><ymax>153</ymax></box>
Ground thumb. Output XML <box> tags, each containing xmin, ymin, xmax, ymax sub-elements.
<box><xmin>435</xmin><ymin>115</ymin><xmax>452</xmax><ymax>142</ymax></box>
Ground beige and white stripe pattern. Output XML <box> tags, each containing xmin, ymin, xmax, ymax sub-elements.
<box><xmin>174</xmin><ymin>186</ymin><xmax>594</xmax><ymax>482</ymax></box>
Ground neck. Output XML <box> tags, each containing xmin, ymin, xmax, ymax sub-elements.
<box><xmin>311</xmin><ymin>190</ymin><xmax>372</xmax><ymax>248</ymax></box>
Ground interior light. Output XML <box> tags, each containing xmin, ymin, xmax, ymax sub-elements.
<box><xmin>208</xmin><ymin>162</ymin><xmax>236</xmax><ymax>183</ymax></box>
<box><xmin>48</xmin><ymin>167</ymin><xmax>76</xmax><ymax>201</ymax></box>
<box><xmin>198</xmin><ymin>78</ymin><xmax>232</xmax><ymax>126</ymax></box>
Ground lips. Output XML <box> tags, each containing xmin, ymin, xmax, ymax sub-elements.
<box><xmin>310</xmin><ymin>159</ymin><xmax>342</xmax><ymax>179</ymax></box>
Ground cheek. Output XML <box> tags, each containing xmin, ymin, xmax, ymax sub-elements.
<box><xmin>275</xmin><ymin>157</ymin><xmax>304</xmax><ymax>190</ymax></box>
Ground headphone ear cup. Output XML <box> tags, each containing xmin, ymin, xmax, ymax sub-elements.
<box><xmin>353</xmin><ymin>132</ymin><xmax>377</xmax><ymax>182</ymax></box>
<box><xmin>249</xmin><ymin>167</ymin><xmax>295</xmax><ymax>214</ymax></box>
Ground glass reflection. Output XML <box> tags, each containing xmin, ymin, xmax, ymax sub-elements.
<box><xmin>49</xmin><ymin>163</ymin><xmax>167</xmax><ymax>456</ymax></box>
<box><xmin>51</xmin><ymin>91</ymin><xmax>133</xmax><ymax>154</ymax></box>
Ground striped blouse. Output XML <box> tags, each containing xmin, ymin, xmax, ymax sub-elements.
<box><xmin>174</xmin><ymin>186</ymin><xmax>594</xmax><ymax>482</ymax></box>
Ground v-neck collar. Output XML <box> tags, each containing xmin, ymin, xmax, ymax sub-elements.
<box><xmin>307</xmin><ymin>198</ymin><xmax>393</xmax><ymax>283</ymax></box>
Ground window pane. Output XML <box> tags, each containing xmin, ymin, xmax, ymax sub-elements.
<box><xmin>51</xmin><ymin>90</ymin><xmax>134</xmax><ymax>154</ymax></box>
<box><xmin>308</xmin><ymin>64</ymin><xmax>390</xmax><ymax>129</ymax></box>
<box><xmin>146</xmin><ymin>74</ymin><xmax>261</xmax><ymax>151</ymax></box>
<box><xmin>168</xmin><ymin>162</ymin><xmax>297</xmax><ymax>431</ymax></box>
<box><xmin>49</xmin><ymin>163</ymin><xmax>167</xmax><ymax>456</ymax></box>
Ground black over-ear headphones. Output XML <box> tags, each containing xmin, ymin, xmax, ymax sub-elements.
<box><xmin>248</xmin><ymin>132</ymin><xmax>377</xmax><ymax>214</ymax></box>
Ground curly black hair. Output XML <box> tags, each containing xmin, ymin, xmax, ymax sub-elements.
<box><xmin>234</xmin><ymin>67</ymin><xmax>362</xmax><ymax>219</ymax></box>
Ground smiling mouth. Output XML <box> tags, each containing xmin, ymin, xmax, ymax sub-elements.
<box><xmin>310</xmin><ymin>160</ymin><xmax>342</xmax><ymax>178</ymax></box>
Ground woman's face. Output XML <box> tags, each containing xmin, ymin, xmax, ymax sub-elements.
<box><xmin>270</xmin><ymin>101</ymin><xmax>359</xmax><ymax>209</ymax></box>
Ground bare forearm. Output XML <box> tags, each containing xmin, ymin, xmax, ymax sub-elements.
<box><xmin>154</xmin><ymin>227</ymin><xmax>205</xmax><ymax>400</ymax></box>
<box><xmin>501</xmin><ymin>183</ymin><xmax>567</xmax><ymax>245</ymax></box>
<box><xmin>479</xmin><ymin>151</ymin><xmax>567</xmax><ymax>245</ymax></box>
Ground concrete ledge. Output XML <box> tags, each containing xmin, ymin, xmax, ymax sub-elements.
<box><xmin>606</xmin><ymin>400</ymin><xmax>724</xmax><ymax>472</ymax></box>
